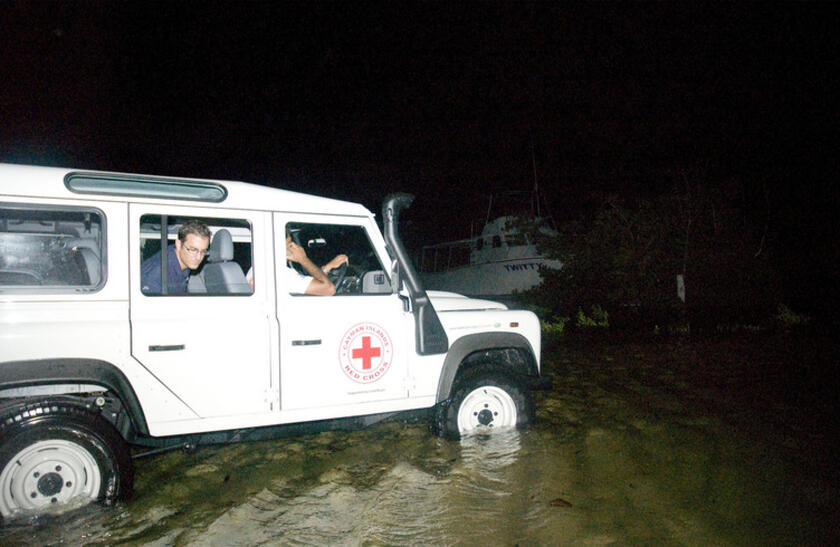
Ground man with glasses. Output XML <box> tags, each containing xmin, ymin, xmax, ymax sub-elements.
<box><xmin>141</xmin><ymin>219</ymin><xmax>212</xmax><ymax>294</ymax></box>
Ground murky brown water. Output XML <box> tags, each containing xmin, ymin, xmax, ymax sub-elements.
<box><xmin>2</xmin><ymin>336</ymin><xmax>837</xmax><ymax>544</ymax></box>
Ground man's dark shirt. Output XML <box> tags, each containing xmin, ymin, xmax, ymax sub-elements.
<box><xmin>141</xmin><ymin>245</ymin><xmax>190</xmax><ymax>294</ymax></box>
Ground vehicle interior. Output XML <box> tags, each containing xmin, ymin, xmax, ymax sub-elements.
<box><xmin>0</xmin><ymin>206</ymin><xmax>104</xmax><ymax>289</ymax></box>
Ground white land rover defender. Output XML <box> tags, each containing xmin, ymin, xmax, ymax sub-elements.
<box><xmin>0</xmin><ymin>163</ymin><xmax>546</xmax><ymax>519</ymax></box>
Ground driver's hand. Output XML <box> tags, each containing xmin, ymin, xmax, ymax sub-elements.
<box><xmin>323</xmin><ymin>254</ymin><xmax>349</xmax><ymax>273</ymax></box>
<box><xmin>286</xmin><ymin>240</ymin><xmax>307</xmax><ymax>263</ymax></box>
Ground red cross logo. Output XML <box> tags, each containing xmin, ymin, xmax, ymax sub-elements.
<box><xmin>352</xmin><ymin>336</ymin><xmax>381</xmax><ymax>370</ymax></box>
<box><xmin>339</xmin><ymin>323</ymin><xmax>394</xmax><ymax>384</ymax></box>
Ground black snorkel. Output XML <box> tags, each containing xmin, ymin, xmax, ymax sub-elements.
<box><xmin>382</xmin><ymin>193</ymin><xmax>448</xmax><ymax>355</ymax></box>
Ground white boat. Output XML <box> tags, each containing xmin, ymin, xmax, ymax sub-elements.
<box><xmin>419</xmin><ymin>190</ymin><xmax>561</xmax><ymax>302</ymax></box>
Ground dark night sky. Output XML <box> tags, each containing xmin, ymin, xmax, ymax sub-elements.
<box><xmin>2</xmin><ymin>2</ymin><xmax>839</xmax><ymax>259</ymax></box>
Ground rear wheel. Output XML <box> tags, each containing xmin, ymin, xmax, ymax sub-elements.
<box><xmin>436</xmin><ymin>369</ymin><xmax>533</xmax><ymax>438</ymax></box>
<box><xmin>0</xmin><ymin>399</ymin><xmax>134</xmax><ymax>520</ymax></box>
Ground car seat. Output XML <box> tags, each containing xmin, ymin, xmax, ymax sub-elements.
<box><xmin>202</xmin><ymin>229</ymin><xmax>250</xmax><ymax>294</ymax></box>
<box><xmin>67</xmin><ymin>237</ymin><xmax>101</xmax><ymax>286</ymax></box>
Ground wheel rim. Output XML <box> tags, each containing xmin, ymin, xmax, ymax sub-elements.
<box><xmin>0</xmin><ymin>439</ymin><xmax>101</xmax><ymax>517</ymax></box>
<box><xmin>456</xmin><ymin>385</ymin><xmax>518</xmax><ymax>433</ymax></box>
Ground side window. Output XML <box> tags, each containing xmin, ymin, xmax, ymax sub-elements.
<box><xmin>0</xmin><ymin>204</ymin><xmax>105</xmax><ymax>291</ymax></box>
<box><xmin>140</xmin><ymin>214</ymin><xmax>253</xmax><ymax>296</ymax></box>
<box><xmin>285</xmin><ymin>222</ymin><xmax>391</xmax><ymax>296</ymax></box>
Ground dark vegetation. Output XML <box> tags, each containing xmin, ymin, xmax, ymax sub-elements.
<box><xmin>523</xmin><ymin>170</ymin><xmax>837</xmax><ymax>336</ymax></box>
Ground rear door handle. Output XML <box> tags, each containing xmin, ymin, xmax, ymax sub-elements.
<box><xmin>149</xmin><ymin>344</ymin><xmax>185</xmax><ymax>352</ymax></box>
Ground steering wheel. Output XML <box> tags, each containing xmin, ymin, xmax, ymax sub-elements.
<box><xmin>328</xmin><ymin>262</ymin><xmax>348</xmax><ymax>293</ymax></box>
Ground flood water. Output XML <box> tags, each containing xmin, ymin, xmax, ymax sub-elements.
<box><xmin>2</xmin><ymin>335</ymin><xmax>837</xmax><ymax>544</ymax></box>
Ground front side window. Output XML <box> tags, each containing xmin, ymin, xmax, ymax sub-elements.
<box><xmin>285</xmin><ymin>222</ymin><xmax>391</xmax><ymax>296</ymax></box>
<box><xmin>0</xmin><ymin>205</ymin><xmax>105</xmax><ymax>291</ymax></box>
<box><xmin>140</xmin><ymin>214</ymin><xmax>253</xmax><ymax>296</ymax></box>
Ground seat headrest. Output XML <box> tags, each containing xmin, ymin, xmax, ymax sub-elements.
<box><xmin>208</xmin><ymin>229</ymin><xmax>234</xmax><ymax>262</ymax></box>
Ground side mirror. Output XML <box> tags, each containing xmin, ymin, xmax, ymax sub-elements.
<box><xmin>362</xmin><ymin>270</ymin><xmax>392</xmax><ymax>294</ymax></box>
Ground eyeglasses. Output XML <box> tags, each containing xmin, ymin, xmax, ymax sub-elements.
<box><xmin>183</xmin><ymin>245</ymin><xmax>209</xmax><ymax>256</ymax></box>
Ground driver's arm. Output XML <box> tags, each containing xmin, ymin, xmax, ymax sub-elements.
<box><xmin>311</xmin><ymin>254</ymin><xmax>349</xmax><ymax>295</ymax></box>
<box><xmin>287</xmin><ymin>240</ymin><xmax>336</xmax><ymax>295</ymax></box>
<box><xmin>302</xmin><ymin>262</ymin><xmax>335</xmax><ymax>295</ymax></box>
<box><xmin>322</xmin><ymin>254</ymin><xmax>349</xmax><ymax>273</ymax></box>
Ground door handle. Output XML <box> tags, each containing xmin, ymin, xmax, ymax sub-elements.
<box><xmin>149</xmin><ymin>344</ymin><xmax>185</xmax><ymax>352</ymax></box>
<box><xmin>292</xmin><ymin>339</ymin><xmax>321</xmax><ymax>346</ymax></box>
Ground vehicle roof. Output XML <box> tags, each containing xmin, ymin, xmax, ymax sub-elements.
<box><xmin>0</xmin><ymin>163</ymin><xmax>372</xmax><ymax>218</ymax></box>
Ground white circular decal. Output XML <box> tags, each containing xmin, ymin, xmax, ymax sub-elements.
<box><xmin>339</xmin><ymin>323</ymin><xmax>394</xmax><ymax>384</ymax></box>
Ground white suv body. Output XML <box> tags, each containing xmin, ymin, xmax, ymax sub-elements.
<box><xmin>0</xmin><ymin>163</ymin><xmax>544</xmax><ymax>519</ymax></box>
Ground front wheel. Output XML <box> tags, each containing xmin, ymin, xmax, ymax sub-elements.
<box><xmin>436</xmin><ymin>370</ymin><xmax>533</xmax><ymax>438</ymax></box>
<box><xmin>0</xmin><ymin>400</ymin><xmax>134</xmax><ymax>520</ymax></box>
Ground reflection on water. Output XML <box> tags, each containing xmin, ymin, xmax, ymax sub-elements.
<box><xmin>2</xmin><ymin>372</ymin><xmax>836</xmax><ymax>544</ymax></box>
<box><xmin>183</xmin><ymin>429</ymin><xmax>528</xmax><ymax>545</ymax></box>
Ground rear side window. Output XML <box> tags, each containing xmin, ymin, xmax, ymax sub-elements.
<box><xmin>139</xmin><ymin>214</ymin><xmax>253</xmax><ymax>296</ymax></box>
<box><xmin>0</xmin><ymin>204</ymin><xmax>105</xmax><ymax>292</ymax></box>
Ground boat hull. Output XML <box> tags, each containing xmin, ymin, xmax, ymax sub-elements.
<box><xmin>421</xmin><ymin>257</ymin><xmax>560</xmax><ymax>299</ymax></box>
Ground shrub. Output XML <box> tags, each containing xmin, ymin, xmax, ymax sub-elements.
<box><xmin>774</xmin><ymin>303</ymin><xmax>810</xmax><ymax>328</ymax></box>
<box><xmin>541</xmin><ymin>318</ymin><xmax>569</xmax><ymax>345</ymax></box>
<box><xmin>576</xmin><ymin>305</ymin><xmax>609</xmax><ymax>328</ymax></box>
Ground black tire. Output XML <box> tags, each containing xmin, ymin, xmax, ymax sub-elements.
<box><xmin>434</xmin><ymin>368</ymin><xmax>534</xmax><ymax>438</ymax></box>
<box><xmin>0</xmin><ymin>398</ymin><xmax>134</xmax><ymax>520</ymax></box>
